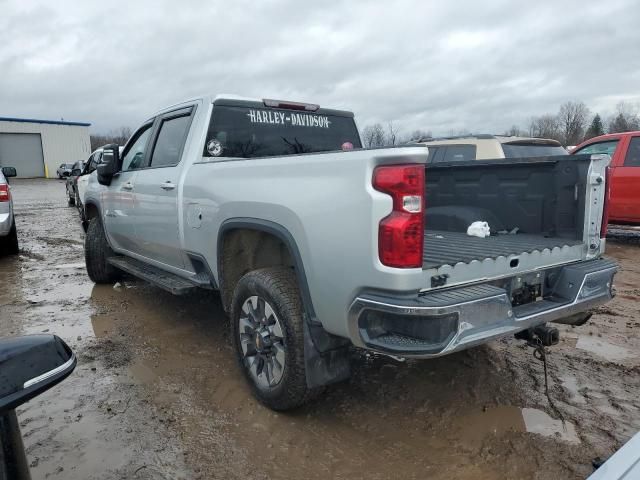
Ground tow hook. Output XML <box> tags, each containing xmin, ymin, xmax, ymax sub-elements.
<box><xmin>514</xmin><ymin>324</ymin><xmax>559</xmax><ymax>347</ymax></box>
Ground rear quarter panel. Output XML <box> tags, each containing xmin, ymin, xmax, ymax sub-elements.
<box><xmin>181</xmin><ymin>148</ymin><xmax>428</xmax><ymax>338</ymax></box>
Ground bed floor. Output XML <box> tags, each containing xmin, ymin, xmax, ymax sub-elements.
<box><xmin>423</xmin><ymin>230</ymin><xmax>583</xmax><ymax>269</ymax></box>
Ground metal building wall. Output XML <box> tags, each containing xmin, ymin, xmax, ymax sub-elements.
<box><xmin>0</xmin><ymin>120</ymin><xmax>91</xmax><ymax>178</ymax></box>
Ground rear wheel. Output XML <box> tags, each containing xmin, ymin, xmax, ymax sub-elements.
<box><xmin>231</xmin><ymin>267</ymin><xmax>318</xmax><ymax>410</ymax></box>
<box><xmin>84</xmin><ymin>217</ymin><xmax>120</xmax><ymax>283</ymax></box>
<box><xmin>1</xmin><ymin>222</ymin><xmax>19</xmax><ymax>256</ymax></box>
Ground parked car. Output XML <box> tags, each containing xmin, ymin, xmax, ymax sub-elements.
<box><xmin>76</xmin><ymin>146</ymin><xmax>124</xmax><ymax>223</ymax></box>
<box><xmin>56</xmin><ymin>163</ymin><xmax>75</xmax><ymax>179</ymax></box>
<box><xmin>571</xmin><ymin>131</ymin><xmax>640</xmax><ymax>225</ymax></box>
<box><xmin>83</xmin><ymin>95</ymin><xmax>616</xmax><ymax>410</ymax></box>
<box><xmin>0</xmin><ymin>334</ymin><xmax>76</xmax><ymax>480</ymax></box>
<box><xmin>0</xmin><ymin>166</ymin><xmax>18</xmax><ymax>256</ymax></box>
<box><xmin>413</xmin><ymin>134</ymin><xmax>567</xmax><ymax>162</ymax></box>
<box><xmin>64</xmin><ymin>160</ymin><xmax>85</xmax><ymax>206</ymax></box>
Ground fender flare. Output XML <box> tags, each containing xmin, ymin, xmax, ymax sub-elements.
<box><xmin>217</xmin><ymin>218</ymin><xmax>316</xmax><ymax>321</ymax></box>
<box><xmin>217</xmin><ymin>218</ymin><xmax>351</xmax><ymax>388</ymax></box>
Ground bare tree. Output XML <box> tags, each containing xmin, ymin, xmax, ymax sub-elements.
<box><xmin>386</xmin><ymin>121</ymin><xmax>398</xmax><ymax>146</ymax></box>
<box><xmin>528</xmin><ymin>114</ymin><xmax>562</xmax><ymax>141</ymax></box>
<box><xmin>361</xmin><ymin>123</ymin><xmax>386</xmax><ymax>148</ymax></box>
<box><xmin>557</xmin><ymin>101</ymin><xmax>589</xmax><ymax>146</ymax></box>
<box><xmin>407</xmin><ymin>129</ymin><xmax>432</xmax><ymax>142</ymax></box>
<box><xmin>607</xmin><ymin>101</ymin><xmax>640</xmax><ymax>133</ymax></box>
<box><xmin>90</xmin><ymin>126</ymin><xmax>133</xmax><ymax>151</ymax></box>
<box><xmin>503</xmin><ymin>125</ymin><xmax>522</xmax><ymax>137</ymax></box>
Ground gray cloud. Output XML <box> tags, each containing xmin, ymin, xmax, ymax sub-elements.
<box><xmin>1</xmin><ymin>0</ymin><xmax>639</xmax><ymax>136</ymax></box>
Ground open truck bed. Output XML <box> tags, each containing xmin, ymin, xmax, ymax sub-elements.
<box><xmin>421</xmin><ymin>154</ymin><xmax>604</xmax><ymax>286</ymax></box>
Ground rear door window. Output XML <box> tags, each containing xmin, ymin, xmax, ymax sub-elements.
<box><xmin>573</xmin><ymin>140</ymin><xmax>619</xmax><ymax>157</ymax></box>
<box><xmin>623</xmin><ymin>137</ymin><xmax>640</xmax><ymax>167</ymax></box>
<box><xmin>204</xmin><ymin>105</ymin><xmax>361</xmax><ymax>158</ymax></box>
<box><xmin>150</xmin><ymin>114</ymin><xmax>192</xmax><ymax>167</ymax></box>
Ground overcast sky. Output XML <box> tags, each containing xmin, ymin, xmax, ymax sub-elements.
<box><xmin>1</xmin><ymin>0</ymin><xmax>639</xmax><ymax>136</ymax></box>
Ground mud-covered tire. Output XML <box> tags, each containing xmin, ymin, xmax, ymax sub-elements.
<box><xmin>1</xmin><ymin>222</ymin><xmax>19</xmax><ymax>256</ymax></box>
<box><xmin>231</xmin><ymin>267</ymin><xmax>318</xmax><ymax>410</ymax></box>
<box><xmin>84</xmin><ymin>217</ymin><xmax>120</xmax><ymax>284</ymax></box>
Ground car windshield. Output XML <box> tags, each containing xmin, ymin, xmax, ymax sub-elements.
<box><xmin>204</xmin><ymin>105</ymin><xmax>362</xmax><ymax>158</ymax></box>
<box><xmin>501</xmin><ymin>143</ymin><xmax>568</xmax><ymax>158</ymax></box>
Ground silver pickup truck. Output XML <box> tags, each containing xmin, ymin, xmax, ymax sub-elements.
<box><xmin>83</xmin><ymin>95</ymin><xmax>617</xmax><ymax>410</ymax></box>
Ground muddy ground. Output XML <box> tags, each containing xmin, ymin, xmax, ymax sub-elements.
<box><xmin>1</xmin><ymin>178</ymin><xmax>638</xmax><ymax>480</ymax></box>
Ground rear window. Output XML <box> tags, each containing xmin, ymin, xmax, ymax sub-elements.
<box><xmin>426</xmin><ymin>145</ymin><xmax>476</xmax><ymax>163</ymax></box>
<box><xmin>203</xmin><ymin>105</ymin><xmax>361</xmax><ymax>158</ymax></box>
<box><xmin>501</xmin><ymin>143</ymin><xmax>568</xmax><ymax>158</ymax></box>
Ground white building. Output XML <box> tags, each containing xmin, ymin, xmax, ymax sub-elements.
<box><xmin>0</xmin><ymin>116</ymin><xmax>91</xmax><ymax>178</ymax></box>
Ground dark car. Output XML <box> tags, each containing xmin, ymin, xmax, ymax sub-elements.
<box><xmin>56</xmin><ymin>163</ymin><xmax>74</xmax><ymax>179</ymax></box>
<box><xmin>64</xmin><ymin>160</ymin><xmax>85</xmax><ymax>206</ymax></box>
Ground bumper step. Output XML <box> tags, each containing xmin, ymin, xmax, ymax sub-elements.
<box><xmin>107</xmin><ymin>256</ymin><xmax>200</xmax><ymax>295</ymax></box>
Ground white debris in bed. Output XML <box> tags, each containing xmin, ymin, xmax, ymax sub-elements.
<box><xmin>467</xmin><ymin>221</ymin><xmax>491</xmax><ymax>238</ymax></box>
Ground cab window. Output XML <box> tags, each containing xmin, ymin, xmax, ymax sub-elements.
<box><xmin>149</xmin><ymin>114</ymin><xmax>192</xmax><ymax>167</ymax></box>
<box><xmin>574</xmin><ymin>140</ymin><xmax>619</xmax><ymax>157</ymax></box>
<box><xmin>623</xmin><ymin>137</ymin><xmax>640</xmax><ymax>167</ymax></box>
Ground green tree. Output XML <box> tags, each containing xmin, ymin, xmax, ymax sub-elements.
<box><xmin>584</xmin><ymin>114</ymin><xmax>605</xmax><ymax>140</ymax></box>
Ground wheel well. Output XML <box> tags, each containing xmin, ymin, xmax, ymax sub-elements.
<box><xmin>219</xmin><ymin>228</ymin><xmax>295</xmax><ymax>312</ymax></box>
<box><xmin>85</xmin><ymin>203</ymin><xmax>99</xmax><ymax>221</ymax></box>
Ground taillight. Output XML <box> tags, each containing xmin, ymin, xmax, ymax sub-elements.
<box><xmin>601</xmin><ymin>166</ymin><xmax>611</xmax><ymax>238</ymax></box>
<box><xmin>0</xmin><ymin>184</ymin><xmax>10</xmax><ymax>202</ymax></box>
<box><xmin>373</xmin><ymin>164</ymin><xmax>425</xmax><ymax>268</ymax></box>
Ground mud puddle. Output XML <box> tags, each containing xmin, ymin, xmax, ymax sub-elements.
<box><xmin>2</xmin><ymin>179</ymin><xmax>640</xmax><ymax>479</ymax></box>
<box><xmin>456</xmin><ymin>406</ymin><xmax>579</xmax><ymax>446</ymax></box>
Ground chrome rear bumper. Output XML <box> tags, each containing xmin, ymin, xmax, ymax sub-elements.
<box><xmin>348</xmin><ymin>259</ymin><xmax>617</xmax><ymax>358</ymax></box>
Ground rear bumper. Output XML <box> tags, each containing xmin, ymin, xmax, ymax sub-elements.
<box><xmin>348</xmin><ymin>259</ymin><xmax>617</xmax><ymax>358</ymax></box>
<box><xmin>0</xmin><ymin>212</ymin><xmax>12</xmax><ymax>236</ymax></box>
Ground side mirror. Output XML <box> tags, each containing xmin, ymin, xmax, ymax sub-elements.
<box><xmin>1</xmin><ymin>167</ymin><xmax>16</xmax><ymax>178</ymax></box>
<box><xmin>0</xmin><ymin>335</ymin><xmax>76</xmax><ymax>413</ymax></box>
<box><xmin>97</xmin><ymin>144</ymin><xmax>120</xmax><ymax>186</ymax></box>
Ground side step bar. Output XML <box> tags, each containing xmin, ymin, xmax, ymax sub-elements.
<box><xmin>107</xmin><ymin>256</ymin><xmax>207</xmax><ymax>295</ymax></box>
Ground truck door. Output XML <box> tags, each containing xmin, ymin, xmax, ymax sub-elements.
<box><xmin>130</xmin><ymin>107</ymin><xmax>194</xmax><ymax>269</ymax></box>
<box><xmin>102</xmin><ymin>123</ymin><xmax>153</xmax><ymax>254</ymax></box>
<box><xmin>614</xmin><ymin>136</ymin><xmax>640</xmax><ymax>222</ymax></box>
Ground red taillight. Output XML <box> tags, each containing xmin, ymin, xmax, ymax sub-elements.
<box><xmin>601</xmin><ymin>166</ymin><xmax>611</xmax><ymax>238</ymax></box>
<box><xmin>373</xmin><ymin>164</ymin><xmax>425</xmax><ymax>268</ymax></box>
<box><xmin>0</xmin><ymin>184</ymin><xmax>10</xmax><ymax>202</ymax></box>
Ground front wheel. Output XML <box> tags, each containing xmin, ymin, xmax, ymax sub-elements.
<box><xmin>231</xmin><ymin>267</ymin><xmax>318</xmax><ymax>410</ymax></box>
<box><xmin>84</xmin><ymin>217</ymin><xmax>120</xmax><ymax>283</ymax></box>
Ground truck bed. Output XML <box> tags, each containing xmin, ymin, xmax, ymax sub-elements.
<box><xmin>422</xmin><ymin>230</ymin><xmax>583</xmax><ymax>269</ymax></box>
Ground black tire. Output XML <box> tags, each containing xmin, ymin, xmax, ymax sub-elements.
<box><xmin>231</xmin><ymin>267</ymin><xmax>318</xmax><ymax>410</ymax></box>
<box><xmin>1</xmin><ymin>221</ymin><xmax>19</xmax><ymax>256</ymax></box>
<box><xmin>84</xmin><ymin>217</ymin><xmax>120</xmax><ymax>283</ymax></box>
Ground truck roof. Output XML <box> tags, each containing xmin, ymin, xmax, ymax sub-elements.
<box><xmin>153</xmin><ymin>94</ymin><xmax>355</xmax><ymax>119</ymax></box>
<box><xmin>412</xmin><ymin>134</ymin><xmax>561</xmax><ymax>146</ymax></box>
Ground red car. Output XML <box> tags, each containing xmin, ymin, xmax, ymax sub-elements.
<box><xmin>572</xmin><ymin>131</ymin><xmax>640</xmax><ymax>224</ymax></box>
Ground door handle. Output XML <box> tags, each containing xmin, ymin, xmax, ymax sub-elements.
<box><xmin>160</xmin><ymin>181</ymin><xmax>176</xmax><ymax>191</ymax></box>
<box><xmin>122</xmin><ymin>182</ymin><xmax>134</xmax><ymax>191</ymax></box>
